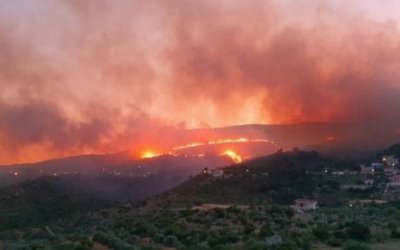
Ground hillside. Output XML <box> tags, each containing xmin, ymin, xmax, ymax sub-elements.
<box><xmin>0</xmin><ymin>153</ymin><xmax>233</xmax><ymax>188</ymax></box>
<box><xmin>382</xmin><ymin>144</ymin><xmax>400</xmax><ymax>158</ymax></box>
<box><xmin>0</xmin><ymin>176</ymin><xmax>106</xmax><ymax>231</ymax></box>
<box><xmin>0</xmin><ymin>172</ymin><xmax>195</xmax><ymax>231</ymax></box>
<box><xmin>0</xmin><ymin>149</ymin><xmax>399</xmax><ymax>249</ymax></box>
<box><xmin>151</xmin><ymin>150</ymin><xmax>363</xmax><ymax>208</ymax></box>
<box><xmin>189</xmin><ymin>123</ymin><xmax>400</xmax><ymax>152</ymax></box>
<box><xmin>0</xmin><ymin>155</ymin><xmax>233</xmax><ymax>231</ymax></box>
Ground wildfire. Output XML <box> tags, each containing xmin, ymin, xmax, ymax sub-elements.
<box><xmin>141</xmin><ymin>150</ymin><xmax>160</xmax><ymax>159</ymax></box>
<box><xmin>171</xmin><ymin>137</ymin><xmax>277</xmax><ymax>152</ymax></box>
<box><xmin>138</xmin><ymin>137</ymin><xmax>277</xmax><ymax>161</ymax></box>
<box><xmin>172</xmin><ymin>142</ymin><xmax>205</xmax><ymax>151</ymax></box>
<box><xmin>223</xmin><ymin>150</ymin><xmax>242</xmax><ymax>163</ymax></box>
<box><xmin>325</xmin><ymin>136</ymin><xmax>336</xmax><ymax>143</ymax></box>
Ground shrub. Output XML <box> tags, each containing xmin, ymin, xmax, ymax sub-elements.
<box><xmin>327</xmin><ymin>238</ymin><xmax>342</xmax><ymax>247</ymax></box>
<box><xmin>125</xmin><ymin>235</ymin><xmax>140</xmax><ymax>244</ymax></box>
<box><xmin>152</xmin><ymin>233</ymin><xmax>164</xmax><ymax>243</ymax></box>
<box><xmin>243</xmin><ymin>239</ymin><xmax>266</xmax><ymax>250</ymax></box>
<box><xmin>164</xmin><ymin>223</ymin><xmax>190</xmax><ymax>239</ymax></box>
<box><xmin>163</xmin><ymin>235</ymin><xmax>182</xmax><ymax>248</ymax></box>
<box><xmin>259</xmin><ymin>223</ymin><xmax>274</xmax><ymax>238</ymax></box>
<box><xmin>284</xmin><ymin>207</ymin><xmax>295</xmax><ymax>218</ymax></box>
<box><xmin>131</xmin><ymin>222</ymin><xmax>158</xmax><ymax>236</ymax></box>
<box><xmin>243</xmin><ymin>223</ymin><xmax>256</xmax><ymax>235</ymax></box>
<box><xmin>1</xmin><ymin>244</ymin><xmax>31</xmax><ymax>250</ymax></box>
<box><xmin>346</xmin><ymin>222</ymin><xmax>371</xmax><ymax>241</ymax></box>
<box><xmin>370</xmin><ymin>226</ymin><xmax>391</xmax><ymax>242</ymax></box>
<box><xmin>93</xmin><ymin>232</ymin><xmax>134</xmax><ymax>250</ymax></box>
<box><xmin>313</xmin><ymin>224</ymin><xmax>330</xmax><ymax>241</ymax></box>
<box><xmin>343</xmin><ymin>241</ymin><xmax>371</xmax><ymax>250</ymax></box>
<box><xmin>195</xmin><ymin>241</ymin><xmax>210</xmax><ymax>250</ymax></box>
<box><xmin>333</xmin><ymin>230</ymin><xmax>347</xmax><ymax>239</ymax></box>
<box><xmin>53</xmin><ymin>241</ymin><xmax>92</xmax><ymax>250</ymax></box>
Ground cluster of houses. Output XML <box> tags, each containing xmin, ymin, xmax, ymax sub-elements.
<box><xmin>294</xmin><ymin>155</ymin><xmax>400</xmax><ymax>210</ymax></box>
<box><xmin>360</xmin><ymin>155</ymin><xmax>400</xmax><ymax>188</ymax></box>
<box><xmin>201</xmin><ymin>167</ymin><xmax>225</xmax><ymax>178</ymax></box>
<box><xmin>199</xmin><ymin>154</ymin><xmax>400</xmax><ymax>211</ymax></box>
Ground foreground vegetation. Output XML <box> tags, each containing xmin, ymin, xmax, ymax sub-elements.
<box><xmin>1</xmin><ymin>149</ymin><xmax>400</xmax><ymax>249</ymax></box>
<box><xmin>1</xmin><ymin>202</ymin><xmax>400</xmax><ymax>250</ymax></box>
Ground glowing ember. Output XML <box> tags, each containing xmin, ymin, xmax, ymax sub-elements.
<box><xmin>141</xmin><ymin>151</ymin><xmax>160</xmax><ymax>159</ymax></box>
<box><xmin>223</xmin><ymin>150</ymin><xmax>242</xmax><ymax>163</ymax></box>
<box><xmin>172</xmin><ymin>142</ymin><xmax>205</xmax><ymax>151</ymax></box>
<box><xmin>209</xmin><ymin>138</ymin><xmax>249</xmax><ymax>144</ymax></box>
<box><xmin>325</xmin><ymin>136</ymin><xmax>336</xmax><ymax>143</ymax></box>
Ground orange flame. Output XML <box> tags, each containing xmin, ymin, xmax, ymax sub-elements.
<box><xmin>171</xmin><ymin>137</ymin><xmax>277</xmax><ymax>152</ymax></box>
<box><xmin>138</xmin><ymin>137</ymin><xmax>277</xmax><ymax>160</ymax></box>
<box><xmin>141</xmin><ymin>150</ymin><xmax>160</xmax><ymax>159</ymax></box>
<box><xmin>325</xmin><ymin>136</ymin><xmax>336</xmax><ymax>143</ymax></box>
<box><xmin>223</xmin><ymin>150</ymin><xmax>242</xmax><ymax>163</ymax></box>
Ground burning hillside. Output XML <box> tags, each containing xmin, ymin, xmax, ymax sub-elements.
<box><xmin>137</xmin><ymin>136</ymin><xmax>279</xmax><ymax>163</ymax></box>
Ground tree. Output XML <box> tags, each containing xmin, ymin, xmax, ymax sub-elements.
<box><xmin>313</xmin><ymin>224</ymin><xmax>330</xmax><ymax>241</ymax></box>
<box><xmin>347</xmin><ymin>222</ymin><xmax>371</xmax><ymax>241</ymax></box>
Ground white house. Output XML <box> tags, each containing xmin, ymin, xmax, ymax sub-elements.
<box><xmin>364</xmin><ymin>179</ymin><xmax>374</xmax><ymax>185</ymax></box>
<box><xmin>332</xmin><ymin>171</ymin><xmax>345</xmax><ymax>176</ymax></box>
<box><xmin>360</xmin><ymin>165</ymin><xmax>375</xmax><ymax>175</ymax></box>
<box><xmin>212</xmin><ymin>169</ymin><xmax>224</xmax><ymax>178</ymax></box>
<box><xmin>294</xmin><ymin>199</ymin><xmax>318</xmax><ymax>210</ymax></box>
<box><xmin>385</xmin><ymin>167</ymin><xmax>399</xmax><ymax>176</ymax></box>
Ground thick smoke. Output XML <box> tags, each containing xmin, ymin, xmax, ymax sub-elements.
<box><xmin>0</xmin><ymin>0</ymin><xmax>400</xmax><ymax>163</ymax></box>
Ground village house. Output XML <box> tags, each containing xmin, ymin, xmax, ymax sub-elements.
<box><xmin>364</xmin><ymin>179</ymin><xmax>374</xmax><ymax>185</ymax></box>
<box><xmin>371</xmin><ymin>162</ymin><xmax>385</xmax><ymax>169</ymax></box>
<box><xmin>345</xmin><ymin>170</ymin><xmax>359</xmax><ymax>175</ymax></box>
<box><xmin>384</xmin><ymin>167</ymin><xmax>399</xmax><ymax>176</ymax></box>
<box><xmin>389</xmin><ymin>175</ymin><xmax>400</xmax><ymax>187</ymax></box>
<box><xmin>294</xmin><ymin>199</ymin><xmax>318</xmax><ymax>210</ymax></box>
<box><xmin>360</xmin><ymin>165</ymin><xmax>375</xmax><ymax>175</ymax></box>
<box><xmin>332</xmin><ymin>171</ymin><xmax>345</xmax><ymax>176</ymax></box>
<box><xmin>382</xmin><ymin>155</ymin><xmax>399</xmax><ymax>167</ymax></box>
<box><xmin>201</xmin><ymin>168</ymin><xmax>212</xmax><ymax>175</ymax></box>
<box><xmin>211</xmin><ymin>169</ymin><xmax>224</xmax><ymax>178</ymax></box>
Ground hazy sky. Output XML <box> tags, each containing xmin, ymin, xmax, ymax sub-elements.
<box><xmin>0</xmin><ymin>0</ymin><xmax>400</xmax><ymax>164</ymax></box>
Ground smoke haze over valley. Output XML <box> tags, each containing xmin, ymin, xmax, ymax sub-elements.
<box><xmin>1</xmin><ymin>0</ymin><xmax>400</xmax><ymax>164</ymax></box>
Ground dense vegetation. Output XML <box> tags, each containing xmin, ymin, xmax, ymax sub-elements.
<box><xmin>0</xmin><ymin>149</ymin><xmax>399</xmax><ymax>249</ymax></box>
<box><xmin>1</xmin><ymin>202</ymin><xmax>400</xmax><ymax>249</ymax></box>
<box><xmin>153</xmin><ymin>150</ymin><xmax>365</xmax><ymax>207</ymax></box>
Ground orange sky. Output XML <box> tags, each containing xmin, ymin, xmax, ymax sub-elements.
<box><xmin>1</xmin><ymin>0</ymin><xmax>400</xmax><ymax>164</ymax></box>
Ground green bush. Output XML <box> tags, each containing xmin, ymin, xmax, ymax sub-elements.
<box><xmin>1</xmin><ymin>244</ymin><xmax>31</xmax><ymax>250</ymax></box>
<box><xmin>243</xmin><ymin>239</ymin><xmax>266</xmax><ymax>250</ymax></box>
<box><xmin>333</xmin><ymin>230</ymin><xmax>348</xmax><ymax>239</ymax></box>
<box><xmin>152</xmin><ymin>233</ymin><xmax>164</xmax><ymax>243</ymax></box>
<box><xmin>53</xmin><ymin>241</ymin><xmax>91</xmax><ymax>250</ymax></box>
<box><xmin>313</xmin><ymin>224</ymin><xmax>330</xmax><ymax>241</ymax></box>
<box><xmin>163</xmin><ymin>235</ymin><xmax>182</xmax><ymax>248</ymax></box>
<box><xmin>343</xmin><ymin>241</ymin><xmax>371</xmax><ymax>250</ymax></box>
<box><xmin>243</xmin><ymin>223</ymin><xmax>256</xmax><ymax>235</ymax></box>
<box><xmin>125</xmin><ymin>235</ymin><xmax>140</xmax><ymax>244</ymax></box>
<box><xmin>346</xmin><ymin>222</ymin><xmax>371</xmax><ymax>241</ymax></box>
<box><xmin>93</xmin><ymin>231</ymin><xmax>134</xmax><ymax>250</ymax></box>
<box><xmin>370</xmin><ymin>226</ymin><xmax>391</xmax><ymax>242</ymax></box>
